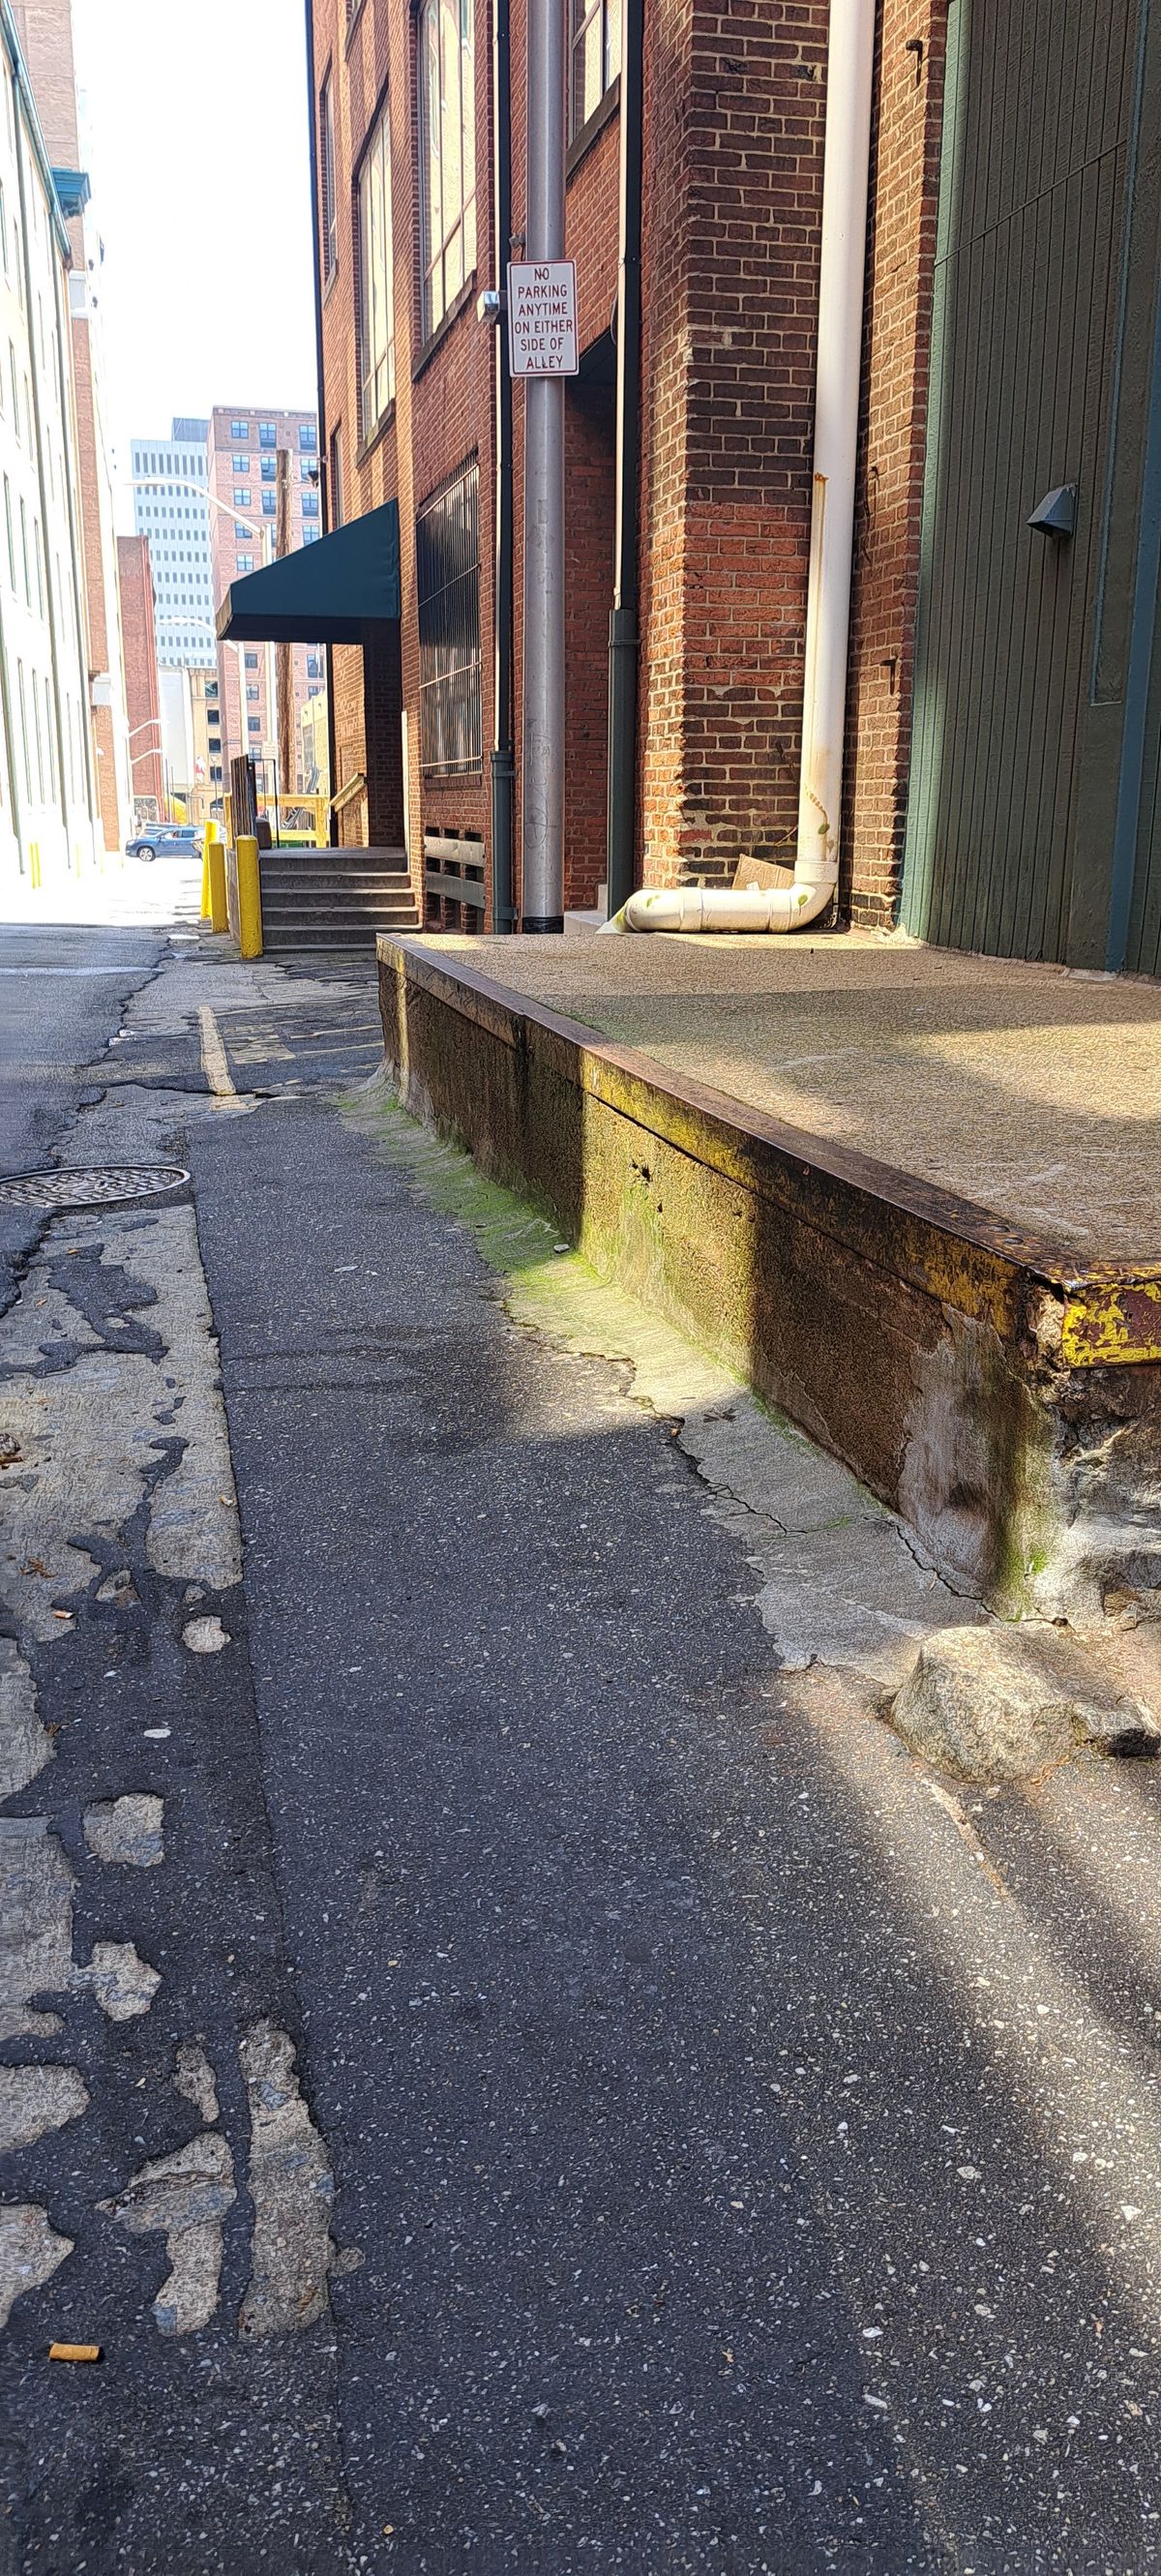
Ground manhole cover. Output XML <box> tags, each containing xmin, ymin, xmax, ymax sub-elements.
<box><xmin>0</xmin><ymin>1165</ymin><xmax>190</xmax><ymax>1212</ymax></box>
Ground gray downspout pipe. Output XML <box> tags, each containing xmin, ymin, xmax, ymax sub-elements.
<box><xmin>605</xmin><ymin>0</ymin><xmax>643</xmax><ymax>919</ymax></box>
<box><xmin>490</xmin><ymin>0</ymin><xmax>516</xmax><ymax>930</ymax></box>
<box><xmin>304</xmin><ymin>0</ymin><xmax>340</xmax><ymax>845</ymax></box>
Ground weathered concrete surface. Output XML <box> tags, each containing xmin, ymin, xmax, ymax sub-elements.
<box><xmin>0</xmin><ymin>1638</ymin><xmax>52</xmax><ymax>1799</ymax></box>
<box><xmin>420</xmin><ymin>929</ymin><xmax>1161</xmax><ymax>1257</ymax></box>
<box><xmin>378</xmin><ymin>937</ymin><xmax>1161</xmax><ymax>1621</ymax></box>
<box><xmin>82</xmin><ymin>1793</ymin><xmax>164</xmax><ymax>1868</ymax></box>
<box><xmin>0</xmin><ymin>2205</ymin><xmax>72</xmax><ymax>2329</ymax></box>
<box><xmin>102</xmin><ymin>2133</ymin><xmax>237</xmax><ymax>2334</ymax></box>
<box><xmin>890</xmin><ymin>1625</ymin><xmax>1161</xmax><ymax>1782</ymax></box>
<box><xmin>238</xmin><ymin>2021</ymin><xmax>338</xmax><ymax>2338</ymax></box>
<box><xmin>0</xmin><ymin>2065</ymin><xmax>88</xmax><ymax>2154</ymax></box>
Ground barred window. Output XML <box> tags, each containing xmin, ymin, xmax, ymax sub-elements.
<box><xmin>416</xmin><ymin>463</ymin><xmax>481</xmax><ymax>776</ymax></box>
<box><xmin>418</xmin><ymin>0</ymin><xmax>476</xmax><ymax>342</ymax></box>
<box><xmin>570</xmin><ymin>0</ymin><xmax>620</xmax><ymax>137</ymax></box>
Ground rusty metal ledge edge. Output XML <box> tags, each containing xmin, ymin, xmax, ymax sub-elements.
<box><xmin>377</xmin><ymin>937</ymin><xmax>1161</xmax><ymax>1370</ymax></box>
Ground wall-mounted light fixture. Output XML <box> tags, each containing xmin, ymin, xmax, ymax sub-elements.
<box><xmin>1028</xmin><ymin>484</ymin><xmax>1076</xmax><ymax>538</ymax></box>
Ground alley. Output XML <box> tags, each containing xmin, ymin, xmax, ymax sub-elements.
<box><xmin>2</xmin><ymin>872</ymin><xmax>1161</xmax><ymax>2574</ymax></box>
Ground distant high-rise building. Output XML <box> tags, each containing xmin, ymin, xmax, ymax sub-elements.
<box><xmin>130</xmin><ymin>420</ymin><xmax>214</xmax><ymax>671</ymax></box>
<box><xmin>208</xmin><ymin>405</ymin><xmax>322</xmax><ymax>794</ymax></box>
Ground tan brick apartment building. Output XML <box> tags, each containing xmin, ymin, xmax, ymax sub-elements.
<box><xmin>284</xmin><ymin>0</ymin><xmax>1161</xmax><ymax>969</ymax></box>
<box><xmin>117</xmin><ymin>534</ymin><xmax>164</xmax><ymax>819</ymax></box>
<box><xmin>208</xmin><ymin>404</ymin><xmax>324</xmax><ymax>791</ymax></box>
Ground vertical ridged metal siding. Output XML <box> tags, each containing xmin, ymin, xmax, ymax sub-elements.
<box><xmin>902</xmin><ymin>0</ymin><xmax>1139</xmax><ymax>958</ymax></box>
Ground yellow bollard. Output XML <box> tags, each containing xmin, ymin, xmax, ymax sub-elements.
<box><xmin>29</xmin><ymin>840</ymin><xmax>41</xmax><ymax>889</ymax></box>
<box><xmin>200</xmin><ymin>820</ymin><xmax>215</xmax><ymax>921</ymax></box>
<box><xmin>208</xmin><ymin>839</ymin><xmax>227</xmax><ymax>934</ymax></box>
<box><xmin>235</xmin><ymin>833</ymin><xmax>263</xmax><ymax>958</ymax></box>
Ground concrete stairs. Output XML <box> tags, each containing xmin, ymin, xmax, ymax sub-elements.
<box><xmin>258</xmin><ymin>846</ymin><xmax>419</xmax><ymax>953</ymax></box>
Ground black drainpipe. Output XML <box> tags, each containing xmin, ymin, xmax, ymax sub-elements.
<box><xmin>605</xmin><ymin>0</ymin><xmax>643</xmax><ymax>916</ymax></box>
<box><xmin>490</xmin><ymin>0</ymin><xmax>516</xmax><ymax>929</ymax></box>
<box><xmin>305</xmin><ymin>0</ymin><xmax>340</xmax><ymax>845</ymax></box>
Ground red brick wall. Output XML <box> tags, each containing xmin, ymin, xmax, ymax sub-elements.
<box><xmin>312</xmin><ymin>0</ymin><xmax>947</xmax><ymax>926</ymax></box>
<box><xmin>563</xmin><ymin>378</ymin><xmax>615</xmax><ymax>908</ymax></box>
<box><xmin>117</xmin><ymin>535</ymin><xmax>164</xmax><ymax>814</ymax></box>
<box><xmin>844</xmin><ymin>0</ymin><xmax>948</xmax><ymax>929</ymax></box>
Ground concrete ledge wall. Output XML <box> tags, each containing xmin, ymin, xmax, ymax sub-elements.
<box><xmin>378</xmin><ymin>939</ymin><xmax>1161</xmax><ymax>1620</ymax></box>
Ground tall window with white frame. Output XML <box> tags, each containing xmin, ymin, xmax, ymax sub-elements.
<box><xmin>418</xmin><ymin>0</ymin><xmax>476</xmax><ymax>342</ymax></box>
<box><xmin>357</xmin><ymin>105</ymin><xmax>395</xmax><ymax>441</ymax></box>
<box><xmin>569</xmin><ymin>0</ymin><xmax>620</xmax><ymax>137</ymax></box>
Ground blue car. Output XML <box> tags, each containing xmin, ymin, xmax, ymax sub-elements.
<box><xmin>126</xmin><ymin>824</ymin><xmax>203</xmax><ymax>862</ymax></box>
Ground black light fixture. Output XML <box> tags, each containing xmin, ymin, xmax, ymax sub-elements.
<box><xmin>1028</xmin><ymin>484</ymin><xmax>1076</xmax><ymax>538</ymax></box>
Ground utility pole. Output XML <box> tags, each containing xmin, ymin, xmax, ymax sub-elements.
<box><xmin>520</xmin><ymin>0</ymin><xmax>565</xmax><ymax>931</ymax></box>
<box><xmin>276</xmin><ymin>449</ymin><xmax>294</xmax><ymax>802</ymax></box>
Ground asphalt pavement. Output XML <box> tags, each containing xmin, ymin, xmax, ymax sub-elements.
<box><xmin>2</xmin><ymin>868</ymin><xmax>1160</xmax><ymax>2575</ymax></box>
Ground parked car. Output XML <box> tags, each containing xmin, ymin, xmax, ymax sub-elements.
<box><xmin>125</xmin><ymin>824</ymin><xmax>203</xmax><ymax>863</ymax></box>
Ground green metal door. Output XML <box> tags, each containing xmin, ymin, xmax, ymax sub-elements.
<box><xmin>901</xmin><ymin>0</ymin><xmax>1142</xmax><ymax>958</ymax></box>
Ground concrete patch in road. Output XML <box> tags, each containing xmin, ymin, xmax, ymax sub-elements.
<box><xmin>78</xmin><ymin>1938</ymin><xmax>161</xmax><ymax>2021</ymax></box>
<box><xmin>173</xmin><ymin>2039</ymin><xmax>220</xmax><ymax>2125</ymax></box>
<box><xmin>82</xmin><ymin>1794</ymin><xmax>164</xmax><ymax>1868</ymax></box>
<box><xmin>0</xmin><ymin>2064</ymin><xmax>88</xmax><ymax>2153</ymax></box>
<box><xmin>101</xmin><ymin>2132</ymin><xmax>236</xmax><ymax>2333</ymax></box>
<box><xmin>181</xmin><ymin>1615</ymin><xmax>229</xmax><ymax>1655</ymax></box>
<box><xmin>0</xmin><ymin>2203</ymin><xmax>72</xmax><ymax>2328</ymax></box>
<box><xmin>0</xmin><ymin>1638</ymin><xmax>52</xmax><ymax>1799</ymax></box>
<box><xmin>238</xmin><ymin>2020</ymin><xmax>336</xmax><ymax>2337</ymax></box>
<box><xmin>0</xmin><ymin>1816</ymin><xmax>74</xmax><ymax>2038</ymax></box>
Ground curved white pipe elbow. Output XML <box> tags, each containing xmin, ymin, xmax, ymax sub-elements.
<box><xmin>601</xmin><ymin>869</ymin><xmax>837</xmax><ymax>935</ymax></box>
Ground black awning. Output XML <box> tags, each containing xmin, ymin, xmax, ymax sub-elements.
<box><xmin>216</xmin><ymin>501</ymin><xmax>401</xmax><ymax>644</ymax></box>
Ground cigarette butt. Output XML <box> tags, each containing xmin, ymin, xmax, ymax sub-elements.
<box><xmin>48</xmin><ymin>2342</ymin><xmax>102</xmax><ymax>2364</ymax></box>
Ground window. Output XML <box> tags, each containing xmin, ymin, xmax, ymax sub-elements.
<box><xmin>260</xmin><ymin>456</ymin><xmax>277</xmax><ymax>481</ymax></box>
<box><xmin>262</xmin><ymin>493</ymin><xmax>276</xmax><ymax>515</ymax></box>
<box><xmin>319</xmin><ymin>71</ymin><xmax>338</xmax><ymax>279</ymax></box>
<box><xmin>357</xmin><ymin>104</ymin><xmax>395</xmax><ymax>436</ymax></box>
<box><xmin>300</xmin><ymin>457</ymin><xmax>315</xmax><ymax>479</ymax></box>
<box><xmin>303</xmin><ymin>525</ymin><xmax>320</xmax><ymax>543</ymax></box>
<box><xmin>302</xmin><ymin>491</ymin><xmax>319</xmax><ymax>517</ymax></box>
<box><xmin>231</xmin><ymin>420</ymin><xmax>249</xmax><ymax>441</ymax></box>
<box><xmin>248</xmin><ymin>716</ymin><xmax>261</xmax><ymax>734</ymax></box>
<box><xmin>416</xmin><ymin>461</ymin><xmax>481</xmax><ymax>775</ymax></box>
<box><xmin>233</xmin><ymin>489</ymin><xmax>251</xmax><ymax>508</ymax></box>
<box><xmin>246</xmin><ymin>685</ymin><xmax>260</xmax><ymax>702</ymax></box>
<box><xmin>570</xmin><ymin>0</ymin><xmax>620</xmax><ymax>135</ymax></box>
<box><xmin>232</xmin><ymin>455</ymin><xmax>249</xmax><ymax>472</ymax></box>
<box><xmin>206</xmin><ymin>681</ymin><xmax>219</xmax><ymax>699</ymax></box>
<box><xmin>307</xmin><ymin>653</ymin><xmax>322</xmax><ymax>679</ymax></box>
<box><xmin>236</xmin><ymin>553</ymin><xmax>253</xmax><ymax>573</ymax></box>
<box><xmin>245</xmin><ymin>651</ymin><xmax>259</xmax><ymax>669</ymax></box>
<box><xmin>299</xmin><ymin>424</ymin><xmax>317</xmax><ymax>451</ymax></box>
<box><xmin>329</xmin><ymin>427</ymin><xmax>342</xmax><ymax>529</ymax></box>
<box><xmin>259</xmin><ymin>421</ymin><xmax>276</xmax><ymax>447</ymax></box>
<box><xmin>418</xmin><ymin>0</ymin><xmax>476</xmax><ymax>341</ymax></box>
<box><xmin>3</xmin><ymin>476</ymin><xmax>14</xmax><ymax>590</ymax></box>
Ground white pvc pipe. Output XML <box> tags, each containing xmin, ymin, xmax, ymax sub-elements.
<box><xmin>601</xmin><ymin>0</ymin><xmax>876</xmax><ymax>938</ymax></box>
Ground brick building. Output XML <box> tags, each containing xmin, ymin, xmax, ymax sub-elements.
<box><xmin>117</xmin><ymin>535</ymin><xmax>164</xmax><ymax>821</ymax></box>
<box><xmin>284</xmin><ymin>0</ymin><xmax>940</xmax><ymax>929</ymax></box>
<box><xmin>208</xmin><ymin>404</ymin><xmax>324</xmax><ymax>794</ymax></box>
<box><xmin>243</xmin><ymin>0</ymin><xmax>1161</xmax><ymax>967</ymax></box>
<box><xmin>13</xmin><ymin>0</ymin><xmax>133</xmax><ymax>855</ymax></box>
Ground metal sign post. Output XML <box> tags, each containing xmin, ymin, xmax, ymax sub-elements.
<box><xmin>518</xmin><ymin>0</ymin><xmax>568</xmax><ymax>933</ymax></box>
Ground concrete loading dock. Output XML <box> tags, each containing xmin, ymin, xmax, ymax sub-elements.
<box><xmin>378</xmin><ymin>928</ymin><xmax>1161</xmax><ymax>1622</ymax></box>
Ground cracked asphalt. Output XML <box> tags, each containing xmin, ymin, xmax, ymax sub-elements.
<box><xmin>2</xmin><ymin>863</ymin><xmax>1161</xmax><ymax>2574</ymax></box>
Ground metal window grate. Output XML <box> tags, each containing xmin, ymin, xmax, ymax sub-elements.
<box><xmin>416</xmin><ymin>464</ymin><xmax>481</xmax><ymax>777</ymax></box>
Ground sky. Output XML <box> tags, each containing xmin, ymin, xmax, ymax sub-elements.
<box><xmin>71</xmin><ymin>0</ymin><xmax>318</xmax><ymax>528</ymax></box>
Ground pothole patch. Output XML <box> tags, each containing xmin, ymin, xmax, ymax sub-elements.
<box><xmin>0</xmin><ymin>1165</ymin><xmax>190</xmax><ymax>1212</ymax></box>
